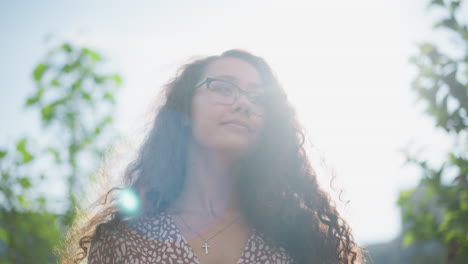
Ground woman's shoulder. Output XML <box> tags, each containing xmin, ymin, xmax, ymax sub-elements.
<box><xmin>87</xmin><ymin>212</ymin><xmax>173</xmax><ymax>264</ymax></box>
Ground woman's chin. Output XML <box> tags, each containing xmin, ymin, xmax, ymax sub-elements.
<box><xmin>216</xmin><ymin>138</ymin><xmax>251</xmax><ymax>155</ymax></box>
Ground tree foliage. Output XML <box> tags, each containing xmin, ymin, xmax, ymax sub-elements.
<box><xmin>398</xmin><ymin>0</ymin><xmax>468</xmax><ymax>262</ymax></box>
<box><xmin>0</xmin><ymin>40</ymin><xmax>122</xmax><ymax>263</ymax></box>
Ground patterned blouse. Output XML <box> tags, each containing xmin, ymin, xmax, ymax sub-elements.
<box><xmin>88</xmin><ymin>211</ymin><xmax>293</xmax><ymax>264</ymax></box>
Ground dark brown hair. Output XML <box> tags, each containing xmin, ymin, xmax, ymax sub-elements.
<box><xmin>57</xmin><ymin>49</ymin><xmax>366</xmax><ymax>264</ymax></box>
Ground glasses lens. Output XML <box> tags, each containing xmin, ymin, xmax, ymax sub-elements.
<box><xmin>248</xmin><ymin>93</ymin><xmax>267</xmax><ymax>117</ymax></box>
<box><xmin>247</xmin><ymin>92</ymin><xmax>266</xmax><ymax>106</ymax></box>
<box><xmin>207</xmin><ymin>79</ymin><xmax>236</xmax><ymax>104</ymax></box>
<box><xmin>207</xmin><ymin>79</ymin><xmax>266</xmax><ymax>117</ymax></box>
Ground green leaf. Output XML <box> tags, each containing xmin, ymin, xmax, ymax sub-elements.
<box><xmin>0</xmin><ymin>150</ymin><xmax>6</xmax><ymax>159</ymax></box>
<box><xmin>36</xmin><ymin>196</ymin><xmax>46</xmax><ymax>205</ymax></box>
<box><xmin>82</xmin><ymin>48</ymin><xmax>101</xmax><ymax>62</ymax></box>
<box><xmin>439</xmin><ymin>18</ymin><xmax>457</xmax><ymax>30</ymax></box>
<box><xmin>62</xmin><ymin>60</ymin><xmax>81</xmax><ymax>73</ymax></box>
<box><xmin>403</xmin><ymin>232</ymin><xmax>415</xmax><ymax>247</ymax></box>
<box><xmin>62</xmin><ymin>64</ymin><xmax>73</xmax><ymax>73</ymax></box>
<box><xmin>50</xmin><ymin>78</ymin><xmax>60</xmax><ymax>86</ymax></box>
<box><xmin>33</xmin><ymin>63</ymin><xmax>48</xmax><ymax>82</ymax></box>
<box><xmin>112</xmin><ymin>74</ymin><xmax>122</xmax><ymax>85</ymax></box>
<box><xmin>16</xmin><ymin>138</ymin><xmax>34</xmax><ymax>163</ymax></box>
<box><xmin>398</xmin><ymin>189</ymin><xmax>415</xmax><ymax>205</ymax></box>
<box><xmin>61</xmin><ymin>43</ymin><xmax>73</xmax><ymax>53</ymax></box>
<box><xmin>93</xmin><ymin>116</ymin><xmax>113</xmax><ymax>136</ymax></box>
<box><xmin>41</xmin><ymin>104</ymin><xmax>55</xmax><ymax>122</ymax></box>
<box><xmin>450</xmin><ymin>1</ymin><xmax>460</xmax><ymax>12</ymax></box>
<box><xmin>19</xmin><ymin>177</ymin><xmax>32</xmax><ymax>189</ymax></box>
<box><xmin>408</xmin><ymin>56</ymin><xmax>418</xmax><ymax>65</ymax></box>
<box><xmin>104</xmin><ymin>116</ymin><xmax>113</xmax><ymax>124</ymax></box>
<box><xmin>0</xmin><ymin>227</ymin><xmax>8</xmax><ymax>242</ymax></box>
<box><xmin>46</xmin><ymin>147</ymin><xmax>61</xmax><ymax>163</ymax></box>
<box><xmin>71</xmin><ymin>78</ymin><xmax>83</xmax><ymax>91</ymax></box>
<box><xmin>420</xmin><ymin>43</ymin><xmax>435</xmax><ymax>54</ymax></box>
<box><xmin>18</xmin><ymin>195</ymin><xmax>29</xmax><ymax>208</ymax></box>
<box><xmin>431</xmin><ymin>0</ymin><xmax>444</xmax><ymax>6</ymax></box>
<box><xmin>93</xmin><ymin>126</ymin><xmax>102</xmax><ymax>136</ymax></box>
<box><xmin>443</xmin><ymin>70</ymin><xmax>468</xmax><ymax>107</ymax></box>
<box><xmin>25</xmin><ymin>87</ymin><xmax>44</xmax><ymax>106</ymax></box>
<box><xmin>103</xmin><ymin>92</ymin><xmax>115</xmax><ymax>104</ymax></box>
<box><xmin>82</xmin><ymin>92</ymin><xmax>92</xmax><ymax>102</ymax></box>
<box><xmin>50</xmin><ymin>97</ymin><xmax>68</xmax><ymax>108</ymax></box>
<box><xmin>461</xmin><ymin>25</ymin><xmax>468</xmax><ymax>40</ymax></box>
<box><xmin>94</xmin><ymin>75</ymin><xmax>105</xmax><ymax>84</ymax></box>
<box><xmin>1</xmin><ymin>172</ymin><xmax>9</xmax><ymax>181</ymax></box>
<box><xmin>460</xmin><ymin>191</ymin><xmax>468</xmax><ymax>211</ymax></box>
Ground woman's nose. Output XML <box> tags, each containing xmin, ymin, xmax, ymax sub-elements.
<box><xmin>231</xmin><ymin>93</ymin><xmax>252</xmax><ymax>116</ymax></box>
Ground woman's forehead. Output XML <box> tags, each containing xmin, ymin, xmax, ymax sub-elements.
<box><xmin>204</xmin><ymin>57</ymin><xmax>262</xmax><ymax>86</ymax></box>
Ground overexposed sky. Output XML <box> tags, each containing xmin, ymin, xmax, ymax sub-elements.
<box><xmin>0</xmin><ymin>0</ymin><xmax>460</xmax><ymax>244</ymax></box>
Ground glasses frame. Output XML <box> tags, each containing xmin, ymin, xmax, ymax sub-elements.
<box><xmin>194</xmin><ymin>77</ymin><xmax>267</xmax><ymax>115</ymax></box>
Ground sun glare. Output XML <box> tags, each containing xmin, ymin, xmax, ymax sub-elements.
<box><xmin>118</xmin><ymin>188</ymin><xmax>140</xmax><ymax>214</ymax></box>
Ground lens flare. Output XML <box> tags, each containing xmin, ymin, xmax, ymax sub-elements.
<box><xmin>118</xmin><ymin>188</ymin><xmax>140</xmax><ymax>215</ymax></box>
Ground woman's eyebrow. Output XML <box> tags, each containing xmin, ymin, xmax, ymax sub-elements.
<box><xmin>213</xmin><ymin>74</ymin><xmax>263</xmax><ymax>88</ymax></box>
<box><xmin>213</xmin><ymin>74</ymin><xmax>238</xmax><ymax>82</ymax></box>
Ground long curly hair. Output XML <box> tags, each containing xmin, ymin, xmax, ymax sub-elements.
<box><xmin>57</xmin><ymin>49</ymin><xmax>367</xmax><ymax>264</ymax></box>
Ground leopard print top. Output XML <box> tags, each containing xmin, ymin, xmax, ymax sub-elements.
<box><xmin>88</xmin><ymin>211</ymin><xmax>293</xmax><ymax>264</ymax></box>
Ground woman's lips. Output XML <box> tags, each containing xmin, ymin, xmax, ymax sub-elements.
<box><xmin>222</xmin><ymin>121</ymin><xmax>251</xmax><ymax>132</ymax></box>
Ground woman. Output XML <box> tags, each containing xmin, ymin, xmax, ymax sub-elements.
<box><xmin>61</xmin><ymin>49</ymin><xmax>365</xmax><ymax>264</ymax></box>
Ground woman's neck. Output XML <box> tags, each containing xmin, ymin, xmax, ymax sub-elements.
<box><xmin>169</xmin><ymin>140</ymin><xmax>243</xmax><ymax>219</ymax></box>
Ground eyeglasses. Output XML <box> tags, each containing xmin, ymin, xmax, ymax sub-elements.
<box><xmin>194</xmin><ymin>77</ymin><xmax>267</xmax><ymax>116</ymax></box>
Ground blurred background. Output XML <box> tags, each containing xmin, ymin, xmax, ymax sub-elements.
<box><xmin>0</xmin><ymin>0</ymin><xmax>467</xmax><ymax>263</ymax></box>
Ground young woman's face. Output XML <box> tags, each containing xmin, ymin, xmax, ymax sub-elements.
<box><xmin>190</xmin><ymin>57</ymin><xmax>266</xmax><ymax>156</ymax></box>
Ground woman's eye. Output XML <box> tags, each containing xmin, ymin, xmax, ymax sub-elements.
<box><xmin>249</xmin><ymin>94</ymin><xmax>265</xmax><ymax>105</ymax></box>
<box><xmin>211</xmin><ymin>82</ymin><xmax>234</xmax><ymax>95</ymax></box>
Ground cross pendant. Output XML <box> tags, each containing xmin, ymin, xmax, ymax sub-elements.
<box><xmin>202</xmin><ymin>240</ymin><xmax>210</xmax><ymax>255</ymax></box>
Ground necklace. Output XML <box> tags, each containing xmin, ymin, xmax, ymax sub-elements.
<box><xmin>175</xmin><ymin>213</ymin><xmax>241</xmax><ymax>255</ymax></box>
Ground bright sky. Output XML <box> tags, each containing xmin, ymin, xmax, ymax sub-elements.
<box><xmin>0</xmin><ymin>0</ymin><xmax>458</xmax><ymax>245</ymax></box>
